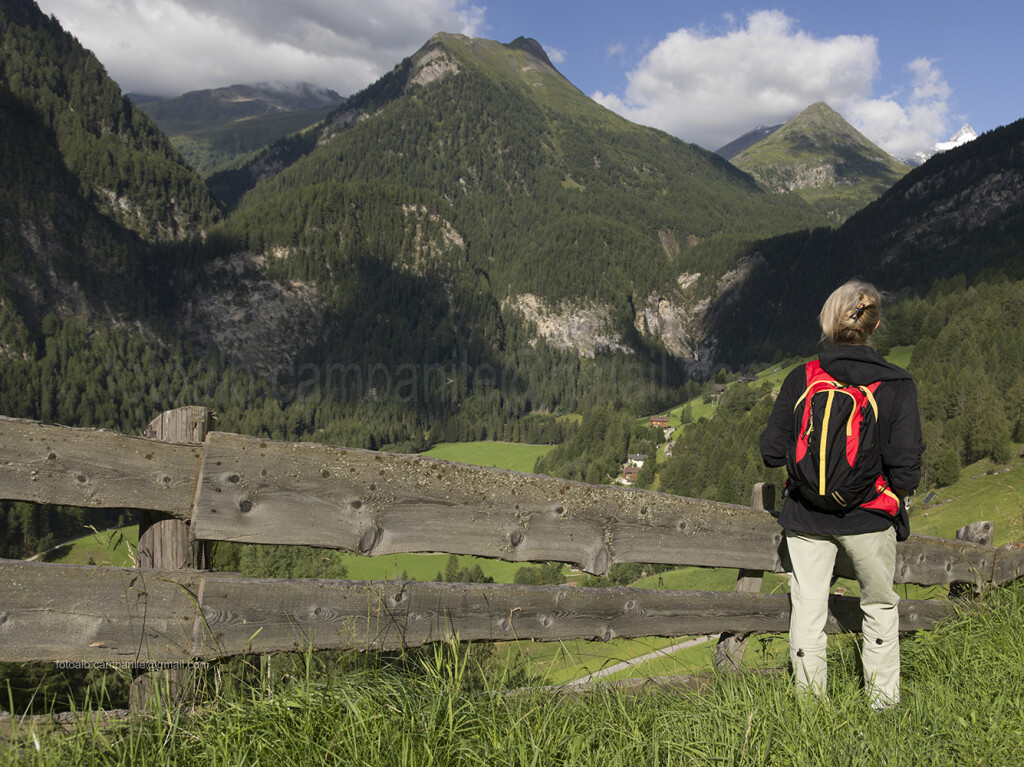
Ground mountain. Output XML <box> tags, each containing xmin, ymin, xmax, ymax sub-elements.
<box><xmin>729</xmin><ymin>102</ymin><xmax>910</xmax><ymax>224</ymax></box>
<box><xmin>715</xmin><ymin>124</ymin><xmax>783</xmax><ymax>160</ymax></box>
<box><xmin>0</xmin><ymin>7</ymin><xmax>826</xmax><ymax>455</ymax></box>
<box><xmin>132</xmin><ymin>83</ymin><xmax>345</xmax><ymax>174</ymax></box>
<box><xmin>135</xmin><ymin>82</ymin><xmax>345</xmax><ymax>133</ymax></box>
<box><xmin>202</xmin><ymin>32</ymin><xmax>825</xmax><ymax>370</ymax></box>
<box><xmin>6</xmin><ymin>0</ymin><xmax>1024</xmax><ymax>464</ymax></box>
<box><xmin>705</xmin><ymin>116</ymin><xmax>1024</xmax><ymax>366</ymax></box>
<box><xmin>0</xmin><ymin>0</ymin><xmax>220</xmax><ymax>333</ymax></box>
<box><xmin>910</xmin><ymin>123</ymin><xmax>980</xmax><ymax>165</ymax></box>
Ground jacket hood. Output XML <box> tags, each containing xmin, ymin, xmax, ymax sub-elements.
<box><xmin>818</xmin><ymin>344</ymin><xmax>911</xmax><ymax>385</ymax></box>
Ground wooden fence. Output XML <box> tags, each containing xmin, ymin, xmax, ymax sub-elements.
<box><xmin>2</xmin><ymin>409</ymin><xmax>1022</xmax><ymax>674</ymax></box>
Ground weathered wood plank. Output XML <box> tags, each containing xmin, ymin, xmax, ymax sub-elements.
<box><xmin>0</xmin><ymin>416</ymin><xmax>198</xmax><ymax>516</ymax></box>
<box><xmin>137</xmin><ymin>408</ymin><xmax>214</xmax><ymax>570</ymax></box>
<box><xmin>0</xmin><ymin>559</ymin><xmax>199</xmax><ymax>663</ymax></box>
<box><xmin>0</xmin><ymin>560</ymin><xmax>961</xmax><ymax>662</ymax></box>
<box><xmin>0</xmin><ymin>417</ymin><xmax>1009</xmax><ymax>588</ymax></box>
<box><xmin>190</xmin><ymin>576</ymin><xmax>955</xmax><ymax>658</ymax></box>
<box><xmin>950</xmin><ymin>522</ymin><xmax>996</xmax><ymax>598</ymax></box>
<box><xmin>992</xmin><ymin>542</ymin><xmax>1024</xmax><ymax>586</ymax></box>
<box><xmin>190</xmin><ymin>431</ymin><xmax>786</xmax><ymax>575</ymax></box>
<box><xmin>890</xmin><ymin>535</ymin><xmax>993</xmax><ymax>588</ymax></box>
<box><xmin>132</xmin><ymin>407</ymin><xmax>214</xmax><ymax>713</ymax></box>
<box><xmin>715</xmin><ymin>482</ymin><xmax>775</xmax><ymax>670</ymax></box>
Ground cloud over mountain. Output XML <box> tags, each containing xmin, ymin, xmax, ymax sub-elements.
<box><xmin>591</xmin><ymin>10</ymin><xmax>952</xmax><ymax>159</ymax></box>
<box><xmin>36</xmin><ymin>0</ymin><xmax>485</xmax><ymax>96</ymax></box>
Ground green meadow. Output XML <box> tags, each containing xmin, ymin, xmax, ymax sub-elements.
<box><xmin>46</xmin><ymin>526</ymin><xmax>138</xmax><ymax>568</ymax></box>
<box><xmin>422</xmin><ymin>441</ymin><xmax>555</xmax><ymax>473</ymax></box>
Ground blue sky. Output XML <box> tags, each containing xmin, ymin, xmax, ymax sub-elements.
<box><xmin>35</xmin><ymin>0</ymin><xmax>1022</xmax><ymax>158</ymax></box>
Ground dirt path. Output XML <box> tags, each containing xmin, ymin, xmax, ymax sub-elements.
<box><xmin>565</xmin><ymin>634</ymin><xmax>719</xmax><ymax>687</ymax></box>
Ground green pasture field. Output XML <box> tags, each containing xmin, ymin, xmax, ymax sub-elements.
<box><xmin>910</xmin><ymin>449</ymin><xmax>1024</xmax><ymax>545</ymax></box>
<box><xmin>422</xmin><ymin>441</ymin><xmax>555</xmax><ymax>473</ymax></box>
<box><xmin>332</xmin><ymin>551</ymin><xmax>535</xmax><ymax>583</ymax></box>
<box><xmin>47</xmin><ymin>526</ymin><xmax>138</xmax><ymax>568</ymax></box>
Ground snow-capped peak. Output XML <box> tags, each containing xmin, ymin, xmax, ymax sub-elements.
<box><xmin>910</xmin><ymin>124</ymin><xmax>979</xmax><ymax>165</ymax></box>
<box><xmin>935</xmin><ymin>124</ymin><xmax>978</xmax><ymax>152</ymax></box>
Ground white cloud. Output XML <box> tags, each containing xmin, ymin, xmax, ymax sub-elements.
<box><xmin>592</xmin><ymin>10</ymin><xmax>951</xmax><ymax>158</ymax></box>
<box><xmin>36</xmin><ymin>0</ymin><xmax>484</xmax><ymax>96</ymax></box>
<box><xmin>543</xmin><ymin>45</ymin><xmax>567</xmax><ymax>64</ymax></box>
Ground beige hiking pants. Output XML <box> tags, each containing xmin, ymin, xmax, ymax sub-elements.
<box><xmin>786</xmin><ymin>527</ymin><xmax>900</xmax><ymax>708</ymax></box>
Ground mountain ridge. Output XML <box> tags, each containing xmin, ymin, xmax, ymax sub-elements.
<box><xmin>132</xmin><ymin>82</ymin><xmax>345</xmax><ymax>174</ymax></box>
<box><xmin>728</xmin><ymin>102</ymin><xmax>910</xmax><ymax>224</ymax></box>
<box><xmin>706</xmin><ymin>116</ymin><xmax>1024</xmax><ymax>366</ymax></box>
<box><xmin>204</xmin><ymin>31</ymin><xmax>826</xmax><ymax>370</ymax></box>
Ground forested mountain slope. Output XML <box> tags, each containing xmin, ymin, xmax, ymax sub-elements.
<box><xmin>706</xmin><ymin>117</ymin><xmax>1024</xmax><ymax>367</ymax></box>
<box><xmin>0</xmin><ymin>0</ymin><xmax>221</xmax><ymax>336</ymax></box>
<box><xmin>0</xmin><ymin>0</ymin><xmax>219</xmax><ymax>240</ymax></box>
<box><xmin>206</xmin><ymin>32</ymin><xmax>825</xmax><ymax>362</ymax></box>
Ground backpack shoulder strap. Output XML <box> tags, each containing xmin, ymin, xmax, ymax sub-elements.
<box><xmin>793</xmin><ymin>360</ymin><xmax>836</xmax><ymax>412</ymax></box>
<box><xmin>858</xmin><ymin>381</ymin><xmax>881</xmax><ymax>421</ymax></box>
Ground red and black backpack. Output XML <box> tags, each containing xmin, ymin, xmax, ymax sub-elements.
<box><xmin>786</xmin><ymin>360</ymin><xmax>900</xmax><ymax>516</ymax></box>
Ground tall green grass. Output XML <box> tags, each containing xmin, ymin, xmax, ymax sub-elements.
<box><xmin>6</xmin><ymin>582</ymin><xmax>1024</xmax><ymax>765</ymax></box>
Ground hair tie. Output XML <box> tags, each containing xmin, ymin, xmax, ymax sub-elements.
<box><xmin>850</xmin><ymin>302</ymin><xmax>866</xmax><ymax>321</ymax></box>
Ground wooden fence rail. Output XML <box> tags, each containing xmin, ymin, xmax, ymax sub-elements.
<box><xmin>0</xmin><ymin>559</ymin><xmax>957</xmax><ymax>664</ymax></box>
<box><xmin>2</xmin><ymin>412</ymin><xmax>1023</xmax><ymax>667</ymax></box>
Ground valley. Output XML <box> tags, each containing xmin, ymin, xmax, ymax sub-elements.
<box><xmin>3</xmin><ymin>1</ymin><xmax>1024</xmax><ymax>749</ymax></box>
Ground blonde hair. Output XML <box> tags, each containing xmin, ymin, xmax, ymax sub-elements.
<box><xmin>819</xmin><ymin>280</ymin><xmax>881</xmax><ymax>345</ymax></box>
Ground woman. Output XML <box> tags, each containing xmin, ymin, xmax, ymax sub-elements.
<box><xmin>759</xmin><ymin>280</ymin><xmax>924</xmax><ymax>709</ymax></box>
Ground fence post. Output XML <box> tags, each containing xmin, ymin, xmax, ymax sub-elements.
<box><xmin>714</xmin><ymin>483</ymin><xmax>776</xmax><ymax>671</ymax></box>
<box><xmin>950</xmin><ymin>521</ymin><xmax>994</xmax><ymax>599</ymax></box>
<box><xmin>129</xmin><ymin>406</ymin><xmax>213</xmax><ymax>714</ymax></box>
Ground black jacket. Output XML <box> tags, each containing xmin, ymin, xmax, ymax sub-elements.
<box><xmin>760</xmin><ymin>344</ymin><xmax>925</xmax><ymax>539</ymax></box>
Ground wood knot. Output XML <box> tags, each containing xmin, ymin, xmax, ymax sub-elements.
<box><xmin>227</xmin><ymin>474</ymin><xmax>240</xmax><ymax>484</ymax></box>
<box><xmin>350</xmin><ymin>500</ymin><xmax>363</xmax><ymax>510</ymax></box>
<box><xmin>75</xmin><ymin>474</ymin><xmax>88</xmax><ymax>484</ymax></box>
<box><xmin>46</xmin><ymin>452</ymin><xmax>57</xmax><ymax>461</ymax></box>
<box><xmin>359</xmin><ymin>526</ymin><xmax>381</xmax><ymax>554</ymax></box>
<box><xmin>639</xmin><ymin>507</ymin><xmax>647</xmax><ymax>516</ymax></box>
<box><xmin>677</xmin><ymin>520</ymin><xmax>687</xmax><ymax>532</ymax></box>
<box><xmin>239</xmin><ymin>499</ymin><xmax>253</xmax><ymax>514</ymax></box>
<box><xmin>509</xmin><ymin>530</ymin><xmax>524</xmax><ymax>548</ymax></box>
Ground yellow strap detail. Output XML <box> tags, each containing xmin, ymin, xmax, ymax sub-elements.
<box><xmin>819</xmin><ymin>390</ymin><xmax>835</xmax><ymax>495</ymax></box>
<box><xmin>861</xmin><ymin>386</ymin><xmax>879</xmax><ymax>421</ymax></box>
